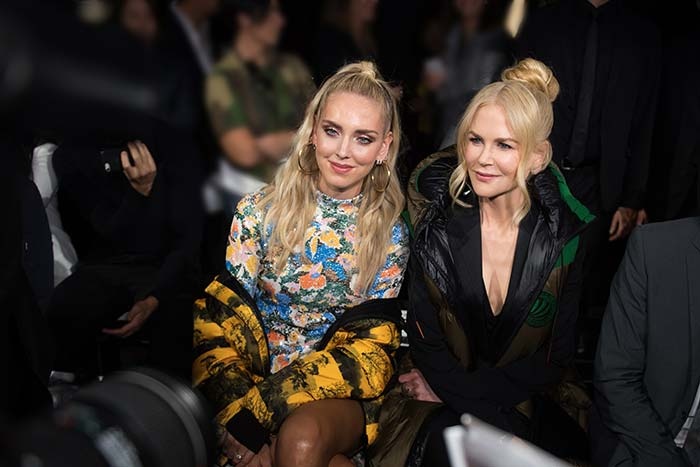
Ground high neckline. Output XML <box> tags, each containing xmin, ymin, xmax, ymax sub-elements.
<box><xmin>316</xmin><ymin>190</ymin><xmax>363</xmax><ymax>208</ymax></box>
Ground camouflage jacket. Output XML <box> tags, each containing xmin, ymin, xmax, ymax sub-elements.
<box><xmin>205</xmin><ymin>51</ymin><xmax>315</xmax><ymax>138</ymax></box>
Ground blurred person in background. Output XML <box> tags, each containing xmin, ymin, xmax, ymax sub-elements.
<box><xmin>0</xmin><ymin>134</ymin><xmax>53</xmax><ymax>421</ymax></box>
<box><xmin>117</xmin><ymin>0</ymin><xmax>158</xmax><ymax>44</ymax></box>
<box><xmin>516</xmin><ymin>0</ymin><xmax>662</xmax><ymax>354</ymax></box>
<box><xmin>47</xmin><ymin>120</ymin><xmax>203</xmax><ymax>382</ymax></box>
<box><xmin>205</xmin><ymin>0</ymin><xmax>315</xmax><ymax>210</ymax></box>
<box><xmin>423</xmin><ymin>0</ymin><xmax>514</xmax><ymax>147</ymax></box>
<box><xmin>315</xmin><ymin>0</ymin><xmax>379</xmax><ymax>83</ymax></box>
<box><xmin>158</xmin><ymin>0</ymin><xmax>221</xmax><ymax>173</ymax></box>
<box><xmin>646</xmin><ymin>1</ymin><xmax>700</xmax><ymax>222</ymax></box>
<box><xmin>31</xmin><ymin>140</ymin><xmax>78</xmax><ymax>288</ymax></box>
<box><xmin>194</xmin><ymin>62</ymin><xmax>408</xmax><ymax>467</ymax></box>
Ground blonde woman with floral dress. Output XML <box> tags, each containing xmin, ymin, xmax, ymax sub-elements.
<box><xmin>193</xmin><ymin>61</ymin><xmax>409</xmax><ymax>467</ymax></box>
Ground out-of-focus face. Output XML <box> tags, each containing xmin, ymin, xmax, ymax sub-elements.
<box><xmin>312</xmin><ymin>91</ymin><xmax>392</xmax><ymax>200</ymax></box>
<box><xmin>197</xmin><ymin>0</ymin><xmax>221</xmax><ymax>17</ymax></box>
<box><xmin>248</xmin><ymin>0</ymin><xmax>285</xmax><ymax>48</ymax></box>
<box><xmin>463</xmin><ymin>104</ymin><xmax>522</xmax><ymax>201</ymax></box>
<box><xmin>454</xmin><ymin>0</ymin><xmax>486</xmax><ymax>18</ymax></box>
<box><xmin>350</xmin><ymin>0</ymin><xmax>379</xmax><ymax>24</ymax></box>
<box><xmin>121</xmin><ymin>0</ymin><xmax>158</xmax><ymax>43</ymax></box>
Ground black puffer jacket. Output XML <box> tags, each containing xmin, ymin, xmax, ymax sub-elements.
<box><xmin>369</xmin><ymin>147</ymin><xmax>594</xmax><ymax>466</ymax></box>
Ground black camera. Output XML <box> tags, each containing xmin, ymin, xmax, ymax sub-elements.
<box><xmin>3</xmin><ymin>368</ymin><xmax>217</xmax><ymax>467</ymax></box>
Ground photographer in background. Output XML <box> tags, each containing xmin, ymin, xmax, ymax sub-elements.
<box><xmin>47</xmin><ymin>119</ymin><xmax>203</xmax><ymax>382</ymax></box>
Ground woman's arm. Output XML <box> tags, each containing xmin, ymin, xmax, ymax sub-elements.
<box><xmin>193</xmin><ymin>193</ymin><xmax>266</xmax><ymax>414</ymax></box>
<box><xmin>408</xmin><ymin>244</ymin><xmax>582</xmax><ymax>414</ymax></box>
<box><xmin>366</xmin><ymin>220</ymin><xmax>410</xmax><ymax>299</ymax></box>
<box><xmin>225</xmin><ymin>192</ymin><xmax>265</xmax><ymax>297</ymax></box>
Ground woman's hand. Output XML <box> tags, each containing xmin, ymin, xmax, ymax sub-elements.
<box><xmin>398</xmin><ymin>368</ymin><xmax>442</xmax><ymax>403</ymax></box>
<box><xmin>221</xmin><ymin>431</ymin><xmax>255</xmax><ymax>466</ymax></box>
<box><xmin>241</xmin><ymin>443</ymin><xmax>273</xmax><ymax>467</ymax></box>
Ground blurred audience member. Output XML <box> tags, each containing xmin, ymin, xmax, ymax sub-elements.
<box><xmin>205</xmin><ymin>0</ymin><xmax>314</xmax><ymax>207</ymax></box>
<box><xmin>1</xmin><ymin>134</ymin><xmax>53</xmax><ymax>421</ymax></box>
<box><xmin>31</xmin><ymin>142</ymin><xmax>78</xmax><ymax>287</ymax></box>
<box><xmin>517</xmin><ymin>0</ymin><xmax>662</xmax><ymax>344</ymax></box>
<box><xmin>424</xmin><ymin>0</ymin><xmax>514</xmax><ymax>147</ymax></box>
<box><xmin>164</xmin><ymin>0</ymin><xmax>219</xmax><ymax>77</ymax></box>
<box><xmin>315</xmin><ymin>0</ymin><xmax>379</xmax><ymax>82</ymax></box>
<box><xmin>647</xmin><ymin>6</ymin><xmax>700</xmax><ymax>222</ymax></box>
<box><xmin>158</xmin><ymin>0</ymin><xmax>220</xmax><ymax>173</ymax></box>
<box><xmin>117</xmin><ymin>0</ymin><xmax>158</xmax><ymax>44</ymax></box>
<box><xmin>47</xmin><ymin>120</ymin><xmax>203</xmax><ymax>381</ymax></box>
<box><xmin>591</xmin><ymin>216</ymin><xmax>700</xmax><ymax>466</ymax></box>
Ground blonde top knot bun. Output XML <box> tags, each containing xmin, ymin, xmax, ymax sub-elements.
<box><xmin>501</xmin><ymin>58</ymin><xmax>560</xmax><ymax>103</ymax></box>
<box><xmin>340</xmin><ymin>60</ymin><xmax>380</xmax><ymax>80</ymax></box>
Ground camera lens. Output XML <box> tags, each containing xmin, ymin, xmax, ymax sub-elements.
<box><xmin>11</xmin><ymin>368</ymin><xmax>216</xmax><ymax>467</ymax></box>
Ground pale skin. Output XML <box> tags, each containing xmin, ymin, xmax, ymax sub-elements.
<box><xmin>400</xmin><ymin>104</ymin><xmax>546</xmax><ymax>401</ymax></box>
<box><xmin>311</xmin><ymin>91</ymin><xmax>392</xmax><ymax>199</ymax></box>
<box><xmin>222</xmin><ymin>91</ymin><xmax>393</xmax><ymax>466</ymax></box>
<box><xmin>102</xmin><ymin>141</ymin><xmax>159</xmax><ymax>338</ymax></box>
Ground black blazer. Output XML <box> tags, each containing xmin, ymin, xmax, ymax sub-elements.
<box><xmin>592</xmin><ymin>217</ymin><xmax>700</xmax><ymax>466</ymax></box>
<box><xmin>649</xmin><ymin>27</ymin><xmax>700</xmax><ymax>220</ymax></box>
<box><xmin>156</xmin><ymin>10</ymin><xmax>218</xmax><ymax>172</ymax></box>
<box><xmin>516</xmin><ymin>0</ymin><xmax>662</xmax><ymax>212</ymax></box>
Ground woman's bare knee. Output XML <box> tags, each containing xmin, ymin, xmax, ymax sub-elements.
<box><xmin>276</xmin><ymin>410</ymin><xmax>326</xmax><ymax>467</ymax></box>
<box><xmin>274</xmin><ymin>400</ymin><xmax>363</xmax><ymax>467</ymax></box>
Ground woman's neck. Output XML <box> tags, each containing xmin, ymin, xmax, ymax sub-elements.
<box><xmin>478</xmin><ymin>190</ymin><xmax>523</xmax><ymax>233</ymax></box>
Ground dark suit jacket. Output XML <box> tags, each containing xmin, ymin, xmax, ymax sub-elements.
<box><xmin>0</xmin><ymin>145</ymin><xmax>52</xmax><ymax>421</ymax></box>
<box><xmin>156</xmin><ymin>10</ymin><xmax>218</xmax><ymax>173</ymax></box>
<box><xmin>516</xmin><ymin>0</ymin><xmax>662</xmax><ymax>212</ymax></box>
<box><xmin>592</xmin><ymin>217</ymin><xmax>700</xmax><ymax>466</ymax></box>
<box><xmin>648</xmin><ymin>27</ymin><xmax>700</xmax><ymax>220</ymax></box>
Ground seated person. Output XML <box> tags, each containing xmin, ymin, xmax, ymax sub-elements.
<box><xmin>31</xmin><ymin>142</ymin><xmax>78</xmax><ymax>287</ymax></box>
<box><xmin>591</xmin><ymin>216</ymin><xmax>700</xmax><ymax>467</ymax></box>
<box><xmin>193</xmin><ymin>61</ymin><xmax>409</xmax><ymax>466</ymax></box>
<box><xmin>48</xmin><ymin>120</ymin><xmax>203</xmax><ymax>381</ymax></box>
<box><xmin>205</xmin><ymin>0</ymin><xmax>315</xmax><ymax>202</ymax></box>
<box><xmin>370</xmin><ymin>58</ymin><xmax>593</xmax><ymax>466</ymax></box>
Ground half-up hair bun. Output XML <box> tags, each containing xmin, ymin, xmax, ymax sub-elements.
<box><xmin>337</xmin><ymin>60</ymin><xmax>381</xmax><ymax>80</ymax></box>
<box><xmin>501</xmin><ymin>58</ymin><xmax>560</xmax><ymax>103</ymax></box>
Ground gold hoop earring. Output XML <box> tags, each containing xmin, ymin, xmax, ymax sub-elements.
<box><xmin>370</xmin><ymin>163</ymin><xmax>391</xmax><ymax>192</ymax></box>
<box><xmin>297</xmin><ymin>143</ymin><xmax>317</xmax><ymax>175</ymax></box>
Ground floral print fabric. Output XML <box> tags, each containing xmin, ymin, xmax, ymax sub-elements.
<box><xmin>226</xmin><ymin>189</ymin><xmax>409</xmax><ymax>374</ymax></box>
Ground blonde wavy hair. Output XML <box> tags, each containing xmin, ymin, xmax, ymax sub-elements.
<box><xmin>259</xmin><ymin>61</ymin><xmax>403</xmax><ymax>295</ymax></box>
<box><xmin>449</xmin><ymin>58</ymin><xmax>560</xmax><ymax>225</ymax></box>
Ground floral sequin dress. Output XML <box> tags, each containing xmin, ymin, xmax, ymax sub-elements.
<box><xmin>226</xmin><ymin>189</ymin><xmax>409</xmax><ymax>374</ymax></box>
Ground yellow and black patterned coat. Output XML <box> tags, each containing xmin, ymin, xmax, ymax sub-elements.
<box><xmin>193</xmin><ymin>272</ymin><xmax>403</xmax><ymax>452</ymax></box>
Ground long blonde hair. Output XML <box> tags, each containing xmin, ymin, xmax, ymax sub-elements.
<box><xmin>449</xmin><ymin>58</ymin><xmax>560</xmax><ymax>225</ymax></box>
<box><xmin>259</xmin><ymin>61</ymin><xmax>403</xmax><ymax>295</ymax></box>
